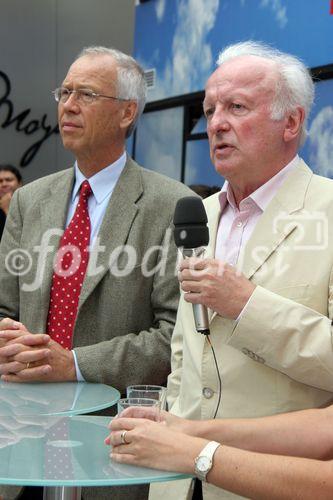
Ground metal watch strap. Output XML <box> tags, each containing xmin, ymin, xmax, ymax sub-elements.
<box><xmin>194</xmin><ymin>440</ymin><xmax>221</xmax><ymax>482</ymax></box>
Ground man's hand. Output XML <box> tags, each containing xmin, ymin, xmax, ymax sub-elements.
<box><xmin>0</xmin><ymin>318</ymin><xmax>26</xmax><ymax>332</ymax></box>
<box><xmin>0</xmin><ymin>331</ymin><xmax>51</xmax><ymax>377</ymax></box>
<box><xmin>0</xmin><ymin>330</ymin><xmax>76</xmax><ymax>382</ymax></box>
<box><xmin>0</xmin><ymin>318</ymin><xmax>28</xmax><ymax>349</ymax></box>
<box><xmin>178</xmin><ymin>258</ymin><xmax>255</xmax><ymax>319</ymax></box>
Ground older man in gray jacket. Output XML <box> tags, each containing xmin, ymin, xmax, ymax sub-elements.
<box><xmin>0</xmin><ymin>46</ymin><xmax>192</xmax><ymax>500</ymax></box>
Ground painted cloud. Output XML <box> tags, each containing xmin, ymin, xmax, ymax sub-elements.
<box><xmin>308</xmin><ymin>107</ymin><xmax>333</xmax><ymax>177</ymax></box>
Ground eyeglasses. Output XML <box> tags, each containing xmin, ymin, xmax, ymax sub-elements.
<box><xmin>52</xmin><ymin>87</ymin><xmax>130</xmax><ymax>105</ymax></box>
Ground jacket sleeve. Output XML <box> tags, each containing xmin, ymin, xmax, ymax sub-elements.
<box><xmin>0</xmin><ymin>190</ymin><xmax>22</xmax><ymax>321</ymax></box>
<box><xmin>73</xmin><ymin>223</ymin><xmax>181</xmax><ymax>393</ymax></box>
<box><xmin>165</xmin><ymin>293</ymin><xmax>186</xmax><ymax>413</ymax></box>
<box><xmin>228</xmin><ymin>282</ymin><xmax>333</xmax><ymax>392</ymax></box>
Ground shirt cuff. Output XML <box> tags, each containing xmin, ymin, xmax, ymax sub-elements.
<box><xmin>72</xmin><ymin>349</ymin><xmax>85</xmax><ymax>381</ymax></box>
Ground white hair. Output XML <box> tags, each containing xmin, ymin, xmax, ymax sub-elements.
<box><xmin>216</xmin><ymin>41</ymin><xmax>314</xmax><ymax>145</ymax></box>
<box><xmin>77</xmin><ymin>46</ymin><xmax>147</xmax><ymax>137</ymax></box>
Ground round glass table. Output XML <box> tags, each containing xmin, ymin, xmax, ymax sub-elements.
<box><xmin>0</xmin><ymin>415</ymin><xmax>190</xmax><ymax>499</ymax></box>
<box><xmin>0</xmin><ymin>381</ymin><xmax>120</xmax><ymax>416</ymax></box>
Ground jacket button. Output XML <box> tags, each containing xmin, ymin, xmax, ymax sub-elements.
<box><xmin>203</xmin><ymin>387</ymin><xmax>214</xmax><ymax>399</ymax></box>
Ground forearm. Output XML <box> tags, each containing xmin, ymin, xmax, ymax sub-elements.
<box><xmin>109</xmin><ymin>416</ymin><xmax>333</xmax><ymax>499</ymax></box>
<box><xmin>209</xmin><ymin>445</ymin><xmax>333</xmax><ymax>500</ymax></box>
<box><xmin>74</xmin><ymin>325</ymin><xmax>172</xmax><ymax>391</ymax></box>
<box><xmin>183</xmin><ymin>406</ymin><xmax>333</xmax><ymax>459</ymax></box>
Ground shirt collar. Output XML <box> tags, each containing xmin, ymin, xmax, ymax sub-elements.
<box><xmin>219</xmin><ymin>155</ymin><xmax>299</xmax><ymax>213</ymax></box>
<box><xmin>72</xmin><ymin>151</ymin><xmax>127</xmax><ymax>204</ymax></box>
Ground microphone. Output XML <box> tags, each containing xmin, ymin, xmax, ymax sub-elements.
<box><xmin>173</xmin><ymin>196</ymin><xmax>210</xmax><ymax>335</ymax></box>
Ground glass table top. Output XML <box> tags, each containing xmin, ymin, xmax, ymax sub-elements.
<box><xmin>0</xmin><ymin>415</ymin><xmax>190</xmax><ymax>486</ymax></box>
<box><xmin>0</xmin><ymin>381</ymin><xmax>120</xmax><ymax>416</ymax></box>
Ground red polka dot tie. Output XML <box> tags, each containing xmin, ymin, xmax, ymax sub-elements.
<box><xmin>47</xmin><ymin>180</ymin><xmax>92</xmax><ymax>349</ymax></box>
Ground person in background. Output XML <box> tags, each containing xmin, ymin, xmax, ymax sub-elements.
<box><xmin>151</xmin><ymin>40</ymin><xmax>333</xmax><ymax>500</ymax></box>
<box><xmin>107</xmin><ymin>404</ymin><xmax>333</xmax><ymax>500</ymax></box>
<box><xmin>0</xmin><ymin>46</ymin><xmax>192</xmax><ymax>500</ymax></box>
<box><xmin>0</xmin><ymin>165</ymin><xmax>22</xmax><ymax>240</ymax></box>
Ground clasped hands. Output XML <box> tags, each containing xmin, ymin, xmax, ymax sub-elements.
<box><xmin>0</xmin><ymin>318</ymin><xmax>76</xmax><ymax>382</ymax></box>
<box><xmin>178</xmin><ymin>257</ymin><xmax>255</xmax><ymax>319</ymax></box>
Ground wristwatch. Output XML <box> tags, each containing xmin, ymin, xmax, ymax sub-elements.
<box><xmin>194</xmin><ymin>441</ymin><xmax>221</xmax><ymax>482</ymax></box>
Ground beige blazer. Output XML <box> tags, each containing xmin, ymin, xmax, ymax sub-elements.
<box><xmin>155</xmin><ymin>160</ymin><xmax>333</xmax><ymax>500</ymax></box>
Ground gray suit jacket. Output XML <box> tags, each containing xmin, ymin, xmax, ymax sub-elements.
<box><xmin>0</xmin><ymin>157</ymin><xmax>192</xmax><ymax>392</ymax></box>
<box><xmin>0</xmin><ymin>157</ymin><xmax>192</xmax><ymax>500</ymax></box>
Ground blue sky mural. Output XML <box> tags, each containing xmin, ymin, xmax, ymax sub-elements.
<box><xmin>134</xmin><ymin>0</ymin><xmax>333</xmax><ymax>181</ymax></box>
<box><xmin>135</xmin><ymin>0</ymin><xmax>333</xmax><ymax>101</ymax></box>
<box><xmin>301</xmin><ymin>79</ymin><xmax>333</xmax><ymax>178</ymax></box>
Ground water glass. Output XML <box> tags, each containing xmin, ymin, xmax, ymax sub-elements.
<box><xmin>126</xmin><ymin>385</ymin><xmax>167</xmax><ymax>410</ymax></box>
<box><xmin>117</xmin><ymin>397</ymin><xmax>161</xmax><ymax>420</ymax></box>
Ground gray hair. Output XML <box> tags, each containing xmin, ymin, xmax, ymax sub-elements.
<box><xmin>216</xmin><ymin>41</ymin><xmax>314</xmax><ymax>145</ymax></box>
<box><xmin>77</xmin><ymin>46</ymin><xmax>147</xmax><ymax>137</ymax></box>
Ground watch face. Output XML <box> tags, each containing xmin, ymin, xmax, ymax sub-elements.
<box><xmin>197</xmin><ymin>456</ymin><xmax>211</xmax><ymax>472</ymax></box>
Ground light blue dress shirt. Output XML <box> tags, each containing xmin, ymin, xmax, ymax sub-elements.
<box><xmin>69</xmin><ymin>152</ymin><xmax>127</xmax><ymax>380</ymax></box>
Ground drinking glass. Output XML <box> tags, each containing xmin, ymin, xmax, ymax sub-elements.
<box><xmin>117</xmin><ymin>397</ymin><xmax>161</xmax><ymax>421</ymax></box>
<box><xmin>126</xmin><ymin>385</ymin><xmax>167</xmax><ymax>410</ymax></box>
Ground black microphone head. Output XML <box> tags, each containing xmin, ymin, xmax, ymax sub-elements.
<box><xmin>173</xmin><ymin>196</ymin><xmax>209</xmax><ymax>249</ymax></box>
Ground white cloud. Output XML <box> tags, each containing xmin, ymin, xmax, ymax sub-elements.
<box><xmin>140</xmin><ymin>0</ymin><xmax>219</xmax><ymax>100</ymax></box>
<box><xmin>260</xmin><ymin>0</ymin><xmax>288</xmax><ymax>29</ymax></box>
<box><xmin>171</xmin><ymin>0</ymin><xmax>219</xmax><ymax>94</ymax></box>
<box><xmin>155</xmin><ymin>0</ymin><xmax>166</xmax><ymax>22</ymax></box>
<box><xmin>308</xmin><ymin>107</ymin><xmax>333</xmax><ymax>177</ymax></box>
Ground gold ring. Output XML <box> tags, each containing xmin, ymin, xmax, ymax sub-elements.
<box><xmin>120</xmin><ymin>430</ymin><xmax>129</xmax><ymax>445</ymax></box>
<box><xmin>26</xmin><ymin>362</ymin><xmax>30</xmax><ymax>369</ymax></box>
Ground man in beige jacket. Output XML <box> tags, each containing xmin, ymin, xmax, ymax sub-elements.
<box><xmin>152</xmin><ymin>40</ymin><xmax>333</xmax><ymax>500</ymax></box>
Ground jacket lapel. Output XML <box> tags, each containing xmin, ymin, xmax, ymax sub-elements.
<box><xmin>241</xmin><ymin>160</ymin><xmax>313</xmax><ymax>279</ymax></box>
<box><xmin>209</xmin><ymin>160</ymin><xmax>313</xmax><ymax>325</ymax></box>
<box><xmin>39</xmin><ymin>169</ymin><xmax>75</xmax><ymax>326</ymax></box>
<box><xmin>205</xmin><ymin>194</ymin><xmax>222</xmax><ymax>260</ymax></box>
<box><xmin>204</xmin><ymin>194</ymin><xmax>222</xmax><ymax>320</ymax></box>
<box><xmin>78</xmin><ymin>158</ymin><xmax>143</xmax><ymax>308</ymax></box>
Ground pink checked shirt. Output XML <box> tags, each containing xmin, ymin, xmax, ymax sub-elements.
<box><xmin>215</xmin><ymin>156</ymin><xmax>299</xmax><ymax>265</ymax></box>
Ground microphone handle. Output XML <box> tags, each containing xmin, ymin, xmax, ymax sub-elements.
<box><xmin>193</xmin><ymin>303</ymin><xmax>210</xmax><ymax>335</ymax></box>
<box><xmin>181</xmin><ymin>247</ymin><xmax>210</xmax><ymax>335</ymax></box>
